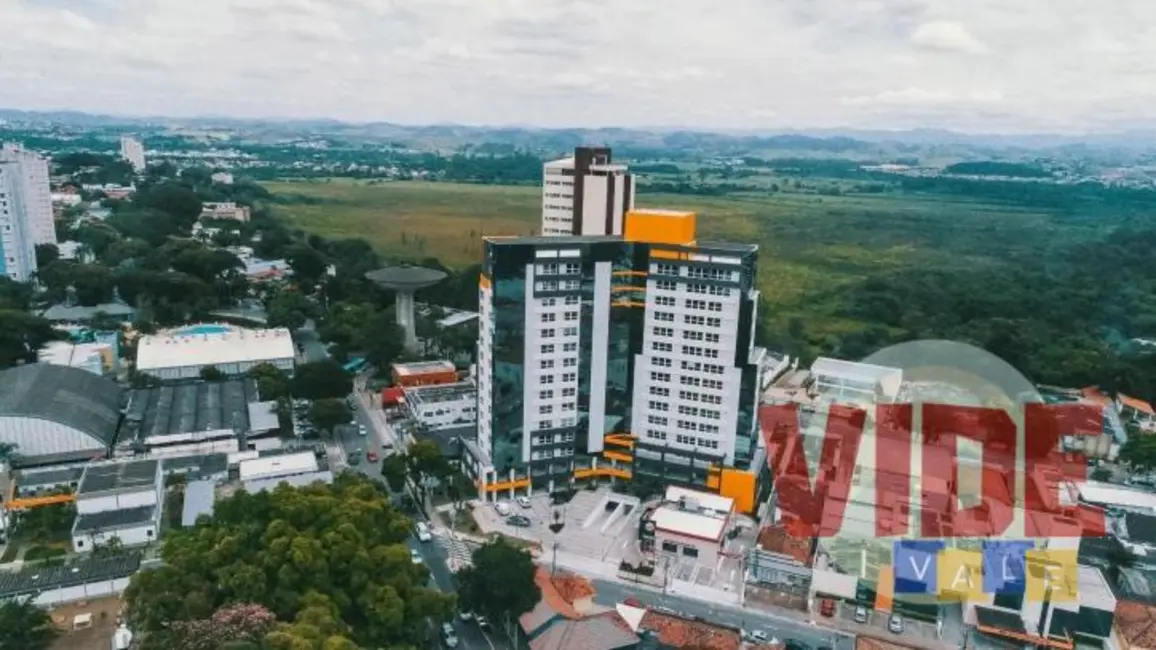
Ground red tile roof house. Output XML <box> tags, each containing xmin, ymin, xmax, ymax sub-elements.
<box><xmin>1119</xmin><ymin>394</ymin><xmax>1156</xmax><ymax>432</ymax></box>
<box><xmin>517</xmin><ymin>567</ymin><xmax>640</xmax><ymax>650</ymax></box>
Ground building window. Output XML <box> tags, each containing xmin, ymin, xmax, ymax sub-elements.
<box><xmin>540</xmin><ymin>390</ymin><xmax>554</xmax><ymax>399</ymax></box>
<box><xmin>541</xmin><ymin>344</ymin><xmax>555</xmax><ymax>354</ymax></box>
<box><xmin>654</xmin><ymin>312</ymin><xmax>675</xmax><ymax>322</ymax></box>
<box><xmin>655</xmin><ymin>296</ymin><xmax>676</xmax><ymax>307</ymax></box>
<box><xmin>541</xmin><ymin>328</ymin><xmax>556</xmax><ymax>338</ymax></box>
<box><xmin>541</xmin><ymin>359</ymin><xmax>555</xmax><ymax>369</ymax></box>
<box><xmin>682</xmin><ymin>546</ymin><xmax>698</xmax><ymax>558</ymax></box>
<box><xmin>541</xmin><ymin>312</ymin><xmax>556</xmax><ymax>323</ymax></box>
<box><xmin>655</xmin><ymin>280</ymin><xmax>677</xmax><ymax>292</ymax></box>
<box><xmin>662</xmin><ymin>541</ymin><xmax>678</xmax><ymax>553</ymax></box>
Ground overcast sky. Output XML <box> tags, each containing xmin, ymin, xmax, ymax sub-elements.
<box><xmin>2</xmin><ymin>0</ymin><xmax>1153</xmax><ymax>133</ymax></box>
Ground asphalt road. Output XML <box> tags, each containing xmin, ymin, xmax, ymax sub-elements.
<box><xmin>591</xmin><ymin>579</ymin><xmax>855</xmax><ymax>650</ymax></box>
<box><xmin>295</xmin><ymin>321</ymin><xmax>330</xmax><ymax>363</ymax></box>
<box><xmin>347</xmin><ymin>384</ymin><xmax>507</xmax><ymax>650</ymax></box>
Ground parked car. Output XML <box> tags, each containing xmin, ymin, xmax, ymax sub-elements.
<box><xmin>749</xmin><ymin>630</ymin><xmax>770</xmax><ymax>643</ymax></box>
<box><xmin>888</xmin><ymin>614</ymin><xmax>904</xmax><ymax>634</ymax></box>
<box><xmin>820</xmin><ymin>598</ymin><xmax>836</xmax><ymax>617</ymax></box>
<box><xmin>507</xmin><ymin>515</ymin><xmax>531</xmax><ymax>528</ymax></box>
<box><xmin>415</xmin><ymin>521</ymin><xmax>432</xmax><ymax>542</ymax></box>
<box><xmin>853</xmin><ymin>606</ymin><xmax>869</xmax><ymax>623</ymax></box>
<box><xmin>366</xmin><ymin>451</ymin><xmax>379</xmax><ymax>463</ymax></box>
<box><xmin>494</xmin><ymin>502</ymin><xmax>511</xmax><ymax>517</ymax></box>
<box><xmin>516</xmin><ymin>496</ymin><xmax>532</xmax><ymax>509</ymax></box>
<box><xmin>475</xmin><ymin>615</ymin><xmax>490</xmax><ymax>630</ymax></box>
<box><xmin>410</xmin><ymin>549</ymin><xmax>424</xmax><ymax>565</ymax></box>
<box><xmin>348</xmin><ymin>449</ymin><xmax>363</xmax><ymax>465</ymax></box>
<box><xmin>442</xmin><ymin>623</ymin><xmax>459</xmax><ymax>648</ymax></box>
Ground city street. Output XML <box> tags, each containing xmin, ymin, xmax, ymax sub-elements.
<box><xmin>295</xmin><ymin>321</ymin><xmax>330</xmax><ymax>363</ymax></box>
<box><xmin>591</xmin><ymin>579</ymin><xmax>856</xmax><ymax>650</ymax></box>
<box><xmin>348</xmin><ymin>381</ymin><xmax>508</xmax><ymax>650</ymax></box>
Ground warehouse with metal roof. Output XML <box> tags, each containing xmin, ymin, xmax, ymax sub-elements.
<box><xmin>0</xmin><ymin>364</ymin><xmax>123</xmax><ymax>466</ymax></box>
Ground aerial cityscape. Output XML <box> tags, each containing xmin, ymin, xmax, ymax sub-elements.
<box><xmin>2</xmin><ymin>3</ymin><xmax>1156</xmax><ymax>650</ymax></box>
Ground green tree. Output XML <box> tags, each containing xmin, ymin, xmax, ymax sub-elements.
<box><xmin>0</xmin><ymin>598</ymin><xmax>58</xmax><ymax>650</ymax></box>
<box><xmin>381</xmin><ymin>454</ymin><xmax>408</xmax><ymax>493</ymax></box>
<box><xmin>286</xmin><ymin>245</ymin><xmax>330</xmax><ymax>289</ymax></box>
<box><xmin>33</xmin><ymin>243</ymin><xmax>58</xmax><ymax>269</ymax></box>
<box><xmin>292</xmin><ymin>360</ymin><xmax>353</xmax><ymax>400</ymax></box>
<box><xmin>308</xmin><ymin>399</ymin><xmax>351</xmax><ymax>435</ymax></box>
<box><xmin>266</xmin><ymin>290</ymin><xmax>317</xmax><ymax>332</ymax></box>
<box><xmin>455</xmin><ymin>538</ymin><xmax>539</xmax><ymax>624</ymax></box>
<box><xmin>405</xmin><ymin>439</ymin><xmax>449</xmax><ymax>498</ymax></box>
<box><xmin>125</xmin><ymin>475</ymin><xmax>451</xmax><ymax>649</ymax></box>
<box><xmin>0</xmin><ymin>311</ymin><xmax>61</xmax><ymax>369</ymax></box>
<box><xmin>135</xmin><ymin>181</ymin><xmax>203</xmax><ymax>231</ymax></box>
<box><xmin>248</xmin><ymin>363</ymin><xmax>292</xmax><ymax>401</ymax></box>
<box><xmin>1119</xmin><ymin>436</ymin><xmax>1156</xmax><ymax>472</ymax></box>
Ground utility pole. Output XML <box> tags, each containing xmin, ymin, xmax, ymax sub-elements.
<box><xmin>663</xmin><ymin>555</ymin><xmax>672</xmax><ymax>597</ymax></box>
<box><xmin>551</xmin><ymin>539</ymin><xmax>561</xmax><ymax>577</ymax></box>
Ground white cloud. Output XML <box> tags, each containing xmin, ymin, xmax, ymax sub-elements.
<box><xmin>910</xmin><ymin>21</ymin><xmax>988</xmax><ymax>54</ymax></box>
<box><xmin>0</xmin><ymin>0</ymin><xmax>1154</xmax><ymax>132</ymax></box>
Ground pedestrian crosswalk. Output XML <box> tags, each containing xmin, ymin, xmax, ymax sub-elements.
<box><xmin>434</xmin><ymin>529</ymin><xmax>477</xmax><ymax>570</ymax></box>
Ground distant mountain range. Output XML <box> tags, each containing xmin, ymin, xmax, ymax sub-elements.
<box><xmin>4</xmin><ymin>107</ymin><xmax>1156</xmax><ymax>157</ymax></box>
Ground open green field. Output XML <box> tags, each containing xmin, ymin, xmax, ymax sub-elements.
<box><xmin>263</xmin><ymin>178</ymin><xmax>1101</xmax><ymax>333</ymax></box>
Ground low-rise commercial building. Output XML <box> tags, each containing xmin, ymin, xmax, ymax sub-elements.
<box><xmin>0</xmin><ymin>554</ymin><xmax>141</xmax><ymax>606</ymax></box>
<box><xmin>403</xmin><ymin>382</ymin><xmax>476</xmax><ymax>431</ymax></box>
<box><xmin>641</xmin><ymin>487</ymin><xmax>735</xmax><ymax>566</ymax></box>
<box><xmin>72</xmin><ymin>459</ymin><xmax>163</xmax><ymax>553</ymax></box>
<box><xmin>391</xmin><ymin>360</ymin><xmax>459</xmax><ymax>388</ymax></box>
<box><xmin>200</xmin><ymin>201</ymin><xmax>250</xmax><ymax>222</ymax></box>
<box><xmin>239</xmin><ymin>451</ymin><xmax>318</xmax><ymax>484</ymax></box>
<box><xmin>136</xmin><ymin>326</ymin><xmax>295</xmax><ymax>380</ymax></box>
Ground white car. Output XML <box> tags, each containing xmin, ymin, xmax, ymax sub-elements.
<box><xmin>494</xmin><ymin>502</ymin><xmax>511</xmax><ymax>517</ymax></box>
<box><xmin>410</xmin><ymin>549</ymin><xmax>423</xmax><ymax>565</ymax></box>
<box><xmin>749</xmin><ymin>630</ymin><xmax>770</xmax><ymax>643</ymax></box>
<box><xmin>888</xmin><ymin>614</ymin><xmax>904</xmax><ymax>634</ymax></box>
<box><xmin>854</xmin><ymin>606</ymin><xmax>869</xmax><ymax>623</ymax></box>
<box><xmin>442</xmin><ymin>623</ymin><xmax>459</xmax><ymax>648</ymax></box>
<box><xmin>516</xmin><ymin>496</ymin><xmax>532</xmax><ymax>509</ymax></box>
<box><xmin>415</xmin><ymin>521</ymin><xmax>432</xmax><ymax>543</ymax></box>
<box><xmin>358</xmin><ymin>424</ymin><xmax>368</xmax><ymax>437</ymax></box>
<box><xmin>459</xmin><ymin>611</ymin><xmax>474</xmax><ymax>622</ymax></box>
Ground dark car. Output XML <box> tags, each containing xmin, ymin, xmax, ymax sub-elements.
<box><xmin>507</xmin><ymin>515</ymin><xmax>531</xmax><ymax>528</ymax></box>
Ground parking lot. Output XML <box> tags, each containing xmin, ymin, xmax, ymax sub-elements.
<box><xmin>833</xmin><ymin>601</ymin><xmax>944</xmax><ymax>646</ymax></box>
<box><xmin>473</xmin><ymin>488</ymin><xmax>645</xmax><ymax>565</ymax></box>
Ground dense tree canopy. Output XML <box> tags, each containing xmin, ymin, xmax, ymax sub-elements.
<box><xmin>454</xmin><ymin>538</ymin><xmax>539</xmax><ymax>623</ymax></box>
<box><xmin>124</xmin><ymin>475</ymin><xmax>453</xmax><ymax>650</ymax></box>
<box><xmin>292</xmin><ymin>360</ymin><xmax>353</xmax><ymax>400</ymax></box>
<box><xmin>0</xmin><ymin>598</ymin><xmax>58</xmax><ymax>650</ymax></box>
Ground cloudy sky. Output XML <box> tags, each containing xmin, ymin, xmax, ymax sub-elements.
<box><xmin>2</xmin><ymin>0</ymin><xmax>1153</xmax><ymax>132</ymax></box>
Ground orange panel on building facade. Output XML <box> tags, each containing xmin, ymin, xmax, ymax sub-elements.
<box><xmin>624</xmin><ymin>209</ymin><xmax>697</xmax><ymax>246</ymax></box>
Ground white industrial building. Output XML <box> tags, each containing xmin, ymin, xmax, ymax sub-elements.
<box><xmin>0</xmin><ymin>555</ymin><xmax>141</xmax><ymax>607</ymax></box>
<box><xmin>181</xmin><ymin>479</ymin><xmax>217</xmax><ymax>527</ymax></box>
<box><xmin>120</xmin><ymin>136</ymin><xmax>146</xmax><ymax>173</ymax></box>
<box><xmin>71</xmin><ymin>459</ymin><xmax>164</xmax><ymax>553</ymax></box>
<box><xmin>404</xmin><ymin>382</ymin><xmax>477</xmax><ymax>431</ymax></box>
<box><xmin>239</xmin><ymin>451</ymin><xmax>317</xmax><ymax>482</ymax></box>
<box><xmin>643</xmin><ymin>487</ymin><xmax>736</xmax><ymax>566</ymax></box>
<box><xmin>0</xmin><ymin>365</ymin><xmax>122</xmax><ymax>467</ymax></box>
<box><xmin>541</xmin><ymin>147</ymin><xmax>634</xmax><ymax>237</ymax></box>
<box><xmin>37</xmin><ymin>340</ymin><xmax>117</xmax><ymax>376</ymax></box>
<box><xmin>1</xmin><ymin>142</ymin><xmax>55</xmax><ymax>246</ymax></box>
<box><xmin>135</xmin><ymin>326</ymin><xmax>295</xmax><ymax>380</ymax></box>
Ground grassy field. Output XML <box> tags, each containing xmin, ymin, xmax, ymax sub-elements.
<box><xmin>263</xmin><ymin>178</ymin><xmax>1093</xmax><ymax>333</ymax></box>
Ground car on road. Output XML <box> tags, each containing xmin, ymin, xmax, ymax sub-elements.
<box><xmin>748</xmin><ymin>630</ymin><xmax>770</xmax><ymax>643</ymax></box>
<box><xmin>358</xmin><ymin>424</ymin><xmax>368</xmax><ymax>436</ymax></box>
<box><xmin>820</xmin><ymin>598</ymin><xmax>836</xmax><ymax>617</ymax></box>
<box><xmin>366</xmin><ymin>451</ymin><xmax>379</xmax><ymax>463</ymax></box>
<box><xmin>410</xmin><ymin>549</ymin><xmax>423</xmax><ymax>564</ymax></box>
<box><xmin>458</xmin><ymin>611</ymin><xmax>474</xmax><ymax>622</ymax></box>
<box><xmin>348</xmin><ymin>449</ymin><xmax>363</xmax><ymax>465</ymax></box>
<box><xmin>507</xmin><ymin>515</ymin><xmax>531</xmax><ymax>528</ymax></box>
<box><xmin>416</xmin><ymin>521</ymin><xmax>432</xmax><ymax>542</ymax></box>
<box><xmin>442</xmin><ymin>623</ymin><xmax>458</xmax><ymax>648</ymax></box>
<box><xmin>854</xmin><ymin>606</ymin><xmax>869</xmax><ymax>623</ymax></box>
<box><xmin>888</xmin><ymin>613</ymin><xmax>904</xmax><ymax>634</ymax></box>
<box><xmin>475</xmin><ymin>615</ymin><xmax>490</xmax><ymax>630</ymax></box>
<box><xmin>516</xmin><ymin>496</ymin><xmax>532</xmax><ymax>509</ymax></box>
<box><xmin>494</xmin><ymin>502</ymin><xmax>511</xmax><ymax>516</ymax></box>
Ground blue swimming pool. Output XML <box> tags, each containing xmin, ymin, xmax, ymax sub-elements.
<box><xmin>174</xmin><ymin>324</ymin><xmax>232</xmax><ymax>336</ymax></box>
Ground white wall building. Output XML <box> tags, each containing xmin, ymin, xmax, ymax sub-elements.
<box><xmin>0</xmin><ymin>143</ymin><xmax>55</xmax><ymax>246</ymax></box>
<box><xmin>0</xmin><ymin>161</ymin><xmax>40</xmax><ymax>281</ymax></box>
<box><xmin>120</xmin><ymin>136</ymin><xmax>146</xmax><ymax>173</ymax></box>
<box><xmin>541</xmin><ymin>147</ymin><xmax>634</xmax><ymax>237</ymax></box>
<box><xmin>71</xmin><ymin>459</ymin><xmax>164</xmax><ymax>553</ymax></box>
<box><xmin>37</xmin><ymin>341</ymin><xmax>116</xmax><ymax>376</ymax></box>
<box><xmin>135</xmin><ymin>326</ymin><xmax>295</xmax><ymax>380</ymax></box>
<box><xmin>211</xmin><ymin>172</ymin><xmax>234</xmax><ymax>185</ymax></box>
<box><xmin>238</xmin><ymin>451</ymin><xmax>318</xmax><ymax>483</ymax></box>
<box><xmin>810</xmin><ymin>357</ymin><xmax>903</xmax><ymax>405</ymax></box>
<box><xmin>0</xmin><ymin>555</ymin><xmax>141</xmax><ymax>607</ymax></box>
<box><xmin>200</xmin><ymin>201</ymin><xmax>250</xmax><ymax>222</ymax></box>
<box><xmin>645</xmin><ymin>487</ymin><xmax>735</xmax><ymax>566</ymax></box>
<box><xmin>403</xmin><ymin>381</ymin><xmax>477</xmax><ymax>431</ymax></box>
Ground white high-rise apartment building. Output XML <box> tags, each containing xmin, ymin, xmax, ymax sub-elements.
<box><xmin>541</xmin><ymin>147</ymin><xmax>635</xmax><ymax>237</ymax></box>
<box><xmin>472</xmin><ymin>208</ymin><xmax>769</xmax><ymax>513</ymax></box>
<box><xmin>0</xmin><ymin>143</ymin><xmax>56</xmax><ymax>245</ymax></box>
<box><xmin>0</xmin><ymin>162</ymin><xmax>39</xmax><ymax>281</ymax></box>
<box><xmin>120</xmin><ymin>136</ymin><xmax>146</xmax><ymax>173</ymax></box>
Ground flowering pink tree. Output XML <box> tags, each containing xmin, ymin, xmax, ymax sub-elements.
<box><xmin>170</xmin><ymin>603</ymin><xmax>278</xmax><ymax>650</ymax></box>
